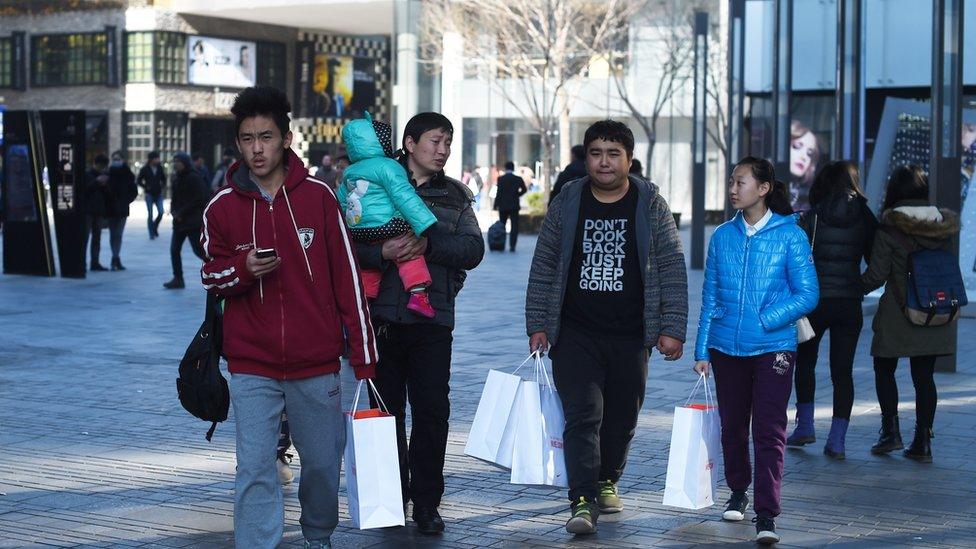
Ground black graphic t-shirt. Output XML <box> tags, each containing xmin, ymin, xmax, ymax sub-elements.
<box><xmin>562</xmin><ymin>183</ymin><xmax>644</xmax><ymax>339</ymax></box>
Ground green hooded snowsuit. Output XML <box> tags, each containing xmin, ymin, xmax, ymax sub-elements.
<box><xmin>338</xmin><ymin>113</ymin><xmax>436</xmax><ymax>240</ymax></box>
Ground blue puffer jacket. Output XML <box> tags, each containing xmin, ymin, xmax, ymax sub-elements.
<box><xmin>338</xmin><ymin>112</ymin><xmax>436</xmax><ymax>235</ymax></box>
<box><xmin>695</xmin><ymin>211</ymin><xmax>819</xmax><ymax>361</ymax></box>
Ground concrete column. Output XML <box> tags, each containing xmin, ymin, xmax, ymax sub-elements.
<box><xmin>395</xmin><ymin>30</ymin><xmax>418</xmax><ymax>145</ymax></box>
<box><xmin>440</xmin><ymin>31</ymin><xmax>464</xmax><ymax>178</ymax></box>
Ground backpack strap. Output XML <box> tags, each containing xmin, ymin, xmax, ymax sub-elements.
<box><xmin>206</xmin><ymin>421</ymin><xmax>218</xmax><ymax>442</ymax></box>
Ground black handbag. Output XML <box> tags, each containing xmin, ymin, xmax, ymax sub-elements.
<box><xmin>176</xmin><ymin>292</ymin><xmax>229</xmax><ymax>441</ymax></box>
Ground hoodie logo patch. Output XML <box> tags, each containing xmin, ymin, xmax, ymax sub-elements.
<box><xmin>298</xmin><ymin>228</ymin><xmax>315</xmax><ymax>249</ymax></box>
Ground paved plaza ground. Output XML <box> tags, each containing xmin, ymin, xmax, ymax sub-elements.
<box><xmin>1</xmin><ymin>211</ymin><xmax>975</xmax><ymax>548</ymax></box>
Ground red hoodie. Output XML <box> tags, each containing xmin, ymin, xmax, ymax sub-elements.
<box><xmin>199</xmin><ymin>150</ymin><xmax>378</xmax><ymax>379</ymax></box>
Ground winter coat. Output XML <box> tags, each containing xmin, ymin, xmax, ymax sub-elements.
<box><xmin>338</xmin><ymin>114</ymin><xmax>437</xmax><ymax>237</ymax></box>
<box><xmin>355</xmin><ymin>170</ymin><xmax>484</xmax><ymax>328</ymax></box>
<box><xmin>550</xmin><ymin>160</ymin><xmax>587</xmax><ymax>203</ymax></box>
<box><xmin>798</xmin><ymin>192</ymin><xmax>878</xmax><ymax>300</ymax></box>
<box><xmin>84</xmin><ymin>167</ymin><xmax>109</xmax><ymax>217</ymax></box>
<box><xmin>106</xmin><ymin>163</ymin><xmax>138</xmax><ymax>218</ymax></box>
<box><xmin>494</xmin><ymin>172</ymin><xmax>528</xmax><ymax>212</ymax></box>
<box><xmin>526</xmin><ymin>176</ymin><xmax>689</xmax><ymax>349</ymax></box>
<box><xmin>170</xmin><ymin>154</ymin><xmax>210</xmax><ymax>231</ymax></box>
<box><xmin>861</xmin><ymin>201</ymin><xmax>961</xmax><ymax>358</ymax></box>
<box><xmin>199</xmin><ymin>149</ymin><xmax>378</xmax><ymax>379</ymax></box>
<box><xmin>695</xmin><ymin>211</ymin><xmax>820</xmax><ymax>362</ymax></box>
<box><xmin>137</xmin><ymin>163</ymin><xmax>166</xmax><ymax>197</ymax></box>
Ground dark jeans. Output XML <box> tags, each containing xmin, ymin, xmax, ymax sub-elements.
<box><xmin>550</xmin><ymin>322</ymin><xmax>648</xmax><ymax>502</ymax></box>
<box><xmin>794</xmin><ymin>298</ymin><xmax>862</xmax><ymax>420</ymax></box>
<box><xmin>171</xmin><ymin>226</ymin><xmax>207</xmax><ymax>280</ymax></box>
<box><xmin>146</xmin><ymin>194</ymin><xmax>164</xmax><ymax>236</ymax></box>
<box><xmin>873</xmin><ymin>355</ymin><xmax>938</xmax><ymax>430</ymax></box>
<box><xmin>370</xmin><ymin>322</ymin><xmax>453</xmax><ymax>508</ymax></box>
<box><xmin>86</xmin><ymin>215</ymin><xmax>104</xmax><ymax>266</ymax></box>
<box><xmin>711</xmin><ymin>349</ymin><xmax>794</xmax><ymax>519</ymax></box>
<box><xmin>498</xmin><ymin>209</ymin><xmax>520</xmax><ymax>250</ymax></box>
<box><xmin>106</xmin><ymin>217</ymin><xmax>127</xmax><ymax>261</ymax></box>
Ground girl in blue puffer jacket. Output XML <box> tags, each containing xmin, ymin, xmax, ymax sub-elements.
<box><xmin>693</xmin><ymin>156</ymin><xmax>819</xmax><ymax>545</ymax></box>
<box><xmin>338</xmin><ymin>112</ymin><xmax>438</xmax><ymax>318</ymax></box>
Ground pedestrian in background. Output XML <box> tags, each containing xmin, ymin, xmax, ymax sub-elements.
<box><xmin>334</xmin><ymin>154</ymin><xmax>350</xmax><ymax>183</ymax></box>
<box><xmin>551</xmin><ymin>144</ymin><xmax>587</xmax><ymax>203</ymax></box>
<box><xmin>316</xmin><ymin>153</ymin><xmax>338</xmax><ymax>189</ymax></box>
<box><xmin>211</xmin><ymin>148</ymin><xmax>236</xmax><ymax>190</ymax></box>
<box><xmin>84</xmin><ymin>154</ymin><xmax>111</xmax><ymax>271</ymax></box>
<box><xmin>493</xmin><ymin>161</ymin><xmax>527</xmax><ymax>252</ymax></box>
<box><xmin>526</xmin><ymin>120</ymin><xmax>687</xmax><ymax>536</ymax></box>
<box><xmin>694</xmin><ymin>156</ymin><xmax>818</xmax><ymax>545</ymax></box>
<box><xmin>137</xmin><ymin>151</ymin><xmax>166</xmax><ymax>239</ymax></box>
<box><xmin>163</xmin><ymin>153</ymin><xmax>209</xmax><ymax>289</ymax></box>
<box><xmin>629</xmin><ymin>159</ymin><xmax>644</xmax><ymax>178</ymax></box>
<box><xmin>192</xmin><ymin>153</ymin><xmax>211</xmax><ymax>186</ymax></box>
<box><xmin>105</xmin><ymin>150</ymin><xmax>138</xmax><ymax>271</ymax></box>
<box><xmin>861</xmin><ymin>165</ymin><xmax>960</xmax><ymax>463</ymax></box>
<box><xmin>787</xmin><ymin>161</ymin><xmax>876</xmax><ymax>459</ymax></box>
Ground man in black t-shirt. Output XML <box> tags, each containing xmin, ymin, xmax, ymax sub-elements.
<box><xmin>525</xmin><ymin>120</ymin><xmax>688</xmax><ymax>536</ymax></box>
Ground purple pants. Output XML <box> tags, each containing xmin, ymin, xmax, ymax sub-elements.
<box><xmin>710</xmin><ymin>349</ymin><xmax>794</xmax><ymax>518</ymax></box>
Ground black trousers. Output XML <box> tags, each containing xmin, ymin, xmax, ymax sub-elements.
<box><xmin>371</xmin><ymin>322</ymin><xmax>453</xmax><ymax>508</ymax></box>
<box><xmin>794</xmin><ymin>298</ymin><xmax>862</xmax><ymax>420</ymax></box>
<box><xmin>86</xmin><ymin>215</ymin><xmax>104</xmax><ymax>266</ymax></box>
<box><xmin>874</xmin><ymin>355</ymin><xmax>938</xmax><ymax>430</ymax></box>
<box><xmin>498</xmin><ymin>209</ymin><xmax>520</xmax><ymax>250</ymax></box>
<box><xmin>170</xmin><ymin>226</ymin><xmax>206</xmax><ymax>280</ymax></box>
<box><xmin>550</xmin><ymin>323</ymin><xmax>648</xmax><ymax>502</ymax></box>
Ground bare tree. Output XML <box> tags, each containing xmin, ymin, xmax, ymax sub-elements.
<box><xmin>420</xmin><ymin>0</ymin><xmax>644</xmax><ymax>202</ymax></box>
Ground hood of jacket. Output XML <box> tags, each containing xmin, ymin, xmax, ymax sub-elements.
<box><xmin>814</xmin><ymin>192</ymin><xmax>867</xmax><ymax>229</ymax></box>
<box><xmin>882</xmin><ymin>201</ymin><xmax>960</xmax><ymax>241</ymax></box>
<box><xmin>342</xmin><ymin>112</ymin><xmax>388</xmax><ymax>164</ymax></box>
<box><xmin>173</xmin><ymin>153</ymin><xmax>193</xmax><ymax>175</ymax></box>
<box><xmin>227</xmin><ymin>149</ymin><xmax>310</xmax><ymax>200</ymax></box>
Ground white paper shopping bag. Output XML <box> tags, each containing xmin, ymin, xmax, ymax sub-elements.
<box><xmin>344</xmin><ymin>379</ymin><xmax>405</xmax><ymax>529</ymax></box>
<box><xmin>663</xmin><ymin>374</ymin><xmax>722</xmax><ymax>510</ymax></box>
<box><xmin>464</xmin><ymin>366</ymin><xmax>524</xmax><ymax>465</ymax></box>
<box><xmin>509</xmin><ymin>356</ymin><xmax>568</xmax><ymax>488</ymax></box>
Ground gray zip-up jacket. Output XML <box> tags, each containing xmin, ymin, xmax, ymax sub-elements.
<box><xmin>525</xmin><ymin>175</ymin><xmax>688</xmax><ymax>348</ymax></box>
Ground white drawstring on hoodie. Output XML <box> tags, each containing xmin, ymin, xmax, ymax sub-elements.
<box><xmin>251</xmin><ymin>184</ymin><xmax>315</xmax><ymax>304</ymax></box>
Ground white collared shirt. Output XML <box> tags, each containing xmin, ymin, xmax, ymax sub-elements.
<box><xmin>745</xmin><ymin>208</ymin><xmax>773</xmax><ymax>237</ymax></box>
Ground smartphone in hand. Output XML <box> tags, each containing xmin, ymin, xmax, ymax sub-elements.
<box><xmin>255</xmin><ymin>248</ymin><xmax>277</xmax><ymax>259</ymax></box>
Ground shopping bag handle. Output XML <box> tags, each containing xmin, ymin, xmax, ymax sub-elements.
<box><xmin>536</xmin><ymin>353</ymin><xmax>556</xmax><ymax>391</ymax></box>
<box><xmin>684</xmin><ymin>372</ymin><xmax>714</xmax><ymax>409</ymax></box>
<box><xmin>349</xmin><ymin>379</ymin><xmax>390</xmax><ymax>415</ymax></box>
<box><xmin>511</xmin><ymin>351</ymin><xmax>539</xmax><ymax>375</ymax></box>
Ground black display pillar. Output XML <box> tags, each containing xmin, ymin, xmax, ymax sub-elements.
<box><xmin>40</xmin><ymin>111</ymin><xmax>88</xmax><ymax>278</ymax></box>
<box><xmin>835</xmin><ymin>0</ymin><xmax>863</xmax><ymax>165</ymax></box>
<box><xmin>1</xmin><ymin>111</ymin><xmax>55</xmax><ymax>276</ymax></box>
<box><xmin>771</xmin><ymin>0</ymin><xmax>793</xmax><ymax>178</ymax></box>
<box><xmin>691</xmin><ymin>11</ymin><xmax>709</xmax><ymax>270</ymax></box>
<box><xmin>725</xmin><ymin>0</ymin><xmax>746</xmax><ymax>221</ymax></box>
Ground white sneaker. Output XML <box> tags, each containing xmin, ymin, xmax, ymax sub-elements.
<box><xmin>277</xmin><ymin>456</ymin><xmax>294</xmax><ymax>484</ymax></box>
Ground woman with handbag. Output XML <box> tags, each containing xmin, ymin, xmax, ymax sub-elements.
<box><xmin>787</xmin><ymin>162</ymin><xmax>877</xmax><ymax>459</ymax></box>
<box><xmin>694</xmin><ymin>157</ymin><xmax>819</xmax><ymax>544</ymax></box>
<box><xmin>861</xmin><ymin>165</ymin><xmax>960</xmax><ymax>463</ymax></box>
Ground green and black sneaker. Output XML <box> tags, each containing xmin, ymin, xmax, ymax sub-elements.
<box><xmin>597</xmin><ymin>480</ymin><xmax>623</xmax><ymax>513</ymax></box>
<box><xmin>566</xmin><ymin>497</ymin><xmax>599</xmax><ymax>535</ymax></box>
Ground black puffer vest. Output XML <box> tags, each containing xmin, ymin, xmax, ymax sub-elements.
<box><xmin>799</xmin><ymin>192</ymin><xmax>878</xmax><ymax>300</ymax></box>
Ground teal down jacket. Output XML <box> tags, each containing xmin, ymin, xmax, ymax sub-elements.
<box><xmin>338</xmin><ymin>114</ymin><xmax>437</xmax><ymax>235</ymax></box>
<box><xmin>695</xmin><ymin>211</ymin><xmax>819</xmax><ymax>362</ymax></box>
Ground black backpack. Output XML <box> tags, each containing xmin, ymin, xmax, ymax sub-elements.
<box><xmin>487</xmin><ymin>220</ymin><xmax>506</xmax><ymax>252</ymax></box>
<box><xmin>177</xmin><ymin>292</ymin><xmax>229</xmax><ymax>441</ymax></box>
<box><xmin>885</xmin><ymin>227</ymin><xmax>967</xmax><ymax>327</ymax></box>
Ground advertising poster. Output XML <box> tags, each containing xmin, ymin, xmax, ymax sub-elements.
<box><xmin>4</xmin><ymin>144</ymin><xmax>36</xmax><ymax>222</ymax></box>
<box><xmin>311</xmin><ymin>55</ymin><xmax>376</xmax><ymax>118</ymax></box>
<box><xmin>188</xmin><ymin>36</ymin><xmax>256</xmax><ymax>88</ymax></box>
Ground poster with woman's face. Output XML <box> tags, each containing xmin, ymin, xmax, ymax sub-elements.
<box><xmin>788</xmin><ymin>120</ymin><xmax>821</xmax><ymax>211</ymax></box>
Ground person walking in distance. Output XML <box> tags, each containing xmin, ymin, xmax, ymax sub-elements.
<box><xmin>526</xmin><ymin>120</ymin><xmax>688</xmax><ymax>536</ymax></box>
<box><xmin>200</xmin><ymin>86</ymin><xmax>378</xmax><ymax>549</ymax></box>
<box><xmin>356</xmin><ymin>112</ymin><xmax>484</xmax><ymax>535</ymax></box>
<box><xmin>493</xmin><ymin>161</ymin><xmax>527</xmax><ymax>252</ymax></box>
<box><xmin>84</xmin><ymin>154</ymin><xmax>111</xmax><ymax>271</ymax></box>
<box><xmin>694</xmin><ymin>157</ymin><xmax>819</xmax><ymax>545</ymax></box>
<box><xmin>551</xmin><ymin>144</ymin><xmax>587</xmax><ymax>203</ymax></box>
<box><xmin>105</xmin><ymin>150</ymin><xmax>139</xmax><ymax>270</ymax></box>
<box><xmin>137</xmin><ymin>150</ymin><xmax>166</xmax><ymax>239</ymax></box>
<box><xmin>193</xmin><ymin>153</ymin><xmax>211</xmax><ymax>186</ymax></box>
<box><xmin>787</xmin><ymin>161</ymin><xmax>877</xmax><ymax>458</ymax></box>
<box><xmin>211</xmin><ymin>148</ymin><xmax>237</xmax><ymax>191</ymax></box>
<box><xmin>861</xmin><ymin>165</ymin><xmax>960</xmax><ymax>463</ymax></box>
<box><xmin>316</xmin><ymin>153</ymin><xmax>338</xmax><ymax>189</ymax></box>
<box><xmin>163</xmin><ymin>153</ymin><xmax>209</xmax><ymax>289</ymax></box>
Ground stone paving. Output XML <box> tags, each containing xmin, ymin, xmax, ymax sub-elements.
<box><xmin>1</xmin><ymin>211</ymin><xmax>975</xmax><ymax>548</ymax></box>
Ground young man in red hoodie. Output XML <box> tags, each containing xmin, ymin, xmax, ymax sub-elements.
<box><xmin>200</xmin><ymin>86</ymin><xmax>377</xmax><ymax>549</ymax></box>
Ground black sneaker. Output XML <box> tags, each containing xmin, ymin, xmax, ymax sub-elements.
<box><xmin>163</xmin><ymin>278</ymin><xmax>185</xmax><ymax>289</ymax></box>
<box><xmin>412</xmin><ymin>505</ymin><xmax>444</xmax><ymax>535</ymax></box>
<box><xmin>722</xmin><ymin>490</ymin><xmax>749</xmax><ymax>521</ymax></box>
<box><xmin>754</xmin><ymin>517</ymin><xmax>780</xmax><ymax>544</ymax></box>
<box><xmin>566</xmin><ymin>497</ymin><xmax>598</xmax><ymax>535</ymax></box>
<box><xmin>90</xmin><ymin>263</ymin><xmax>108</xmax><ymax>272</ymax></box>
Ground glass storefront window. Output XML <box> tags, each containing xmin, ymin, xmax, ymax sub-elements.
<box><xmin>32</xmin><ymin>33</ymin><xmax>108</xmax><ymax>86</ymax></box>
<box><xmin>125</xmin><ymin>32</ymin><xmax>153</xmax><ymax>83</ymax></box>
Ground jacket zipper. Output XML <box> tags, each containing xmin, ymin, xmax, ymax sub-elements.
<box><xmin>735</xmin><ymin>236</ymin><xmax>752</xmax><ymax>355</ymax></box>
<box><xmin>269</xmin><ymin>200</ymin><xmax>287</xmax><ymax>379</ymax></box>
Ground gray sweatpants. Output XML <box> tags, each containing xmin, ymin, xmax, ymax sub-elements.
<box><xmin>229</xmin><ymin>372</ymin><xmax>344</xmax><ymax>548</ymax></box>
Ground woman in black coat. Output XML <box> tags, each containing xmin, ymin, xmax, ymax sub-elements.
<box><xmin>106</xmin><ymin>151</ymin><xmax>138</xmax><ymax>270</ymax></box>
<box><xmin>786</xmin><ymin>161</ymin><xmax>877</xmax><ymax>459</ymax></box>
